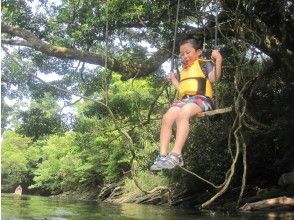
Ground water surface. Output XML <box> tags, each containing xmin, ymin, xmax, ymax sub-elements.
<box><xmin>1</xmin><ymin>193</ymin><xmax>293</xmax><ymax>220</ymax></box>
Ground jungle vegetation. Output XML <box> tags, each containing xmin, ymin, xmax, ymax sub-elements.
<box><xmin>1</xmin><ymin>0</ymin><xmax>293</xmax><ymax>208</ymax></box>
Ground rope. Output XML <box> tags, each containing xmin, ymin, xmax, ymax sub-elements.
<box><xmin>104</xmin><ymin>0</ymin><xmax>110</xmax><ymax>104</ymax></box>
<box><xmin>214</xmin><ymin>1</ymin><xmax>219</xmax><ymax>50</ymax></box>
<box><xmin>170</xmin><ymin>0</ymin><xmax>180</xmax><ymax>72</ymax></box>
<box><xmin>213</xmin><ymin>0</ymin><xmax>219</xmax><ymax>108</ymax></box>
<box><xmin>178</xmin><ymin>166</ymin><xmax>222</xmax><ymax>189</ymax></box>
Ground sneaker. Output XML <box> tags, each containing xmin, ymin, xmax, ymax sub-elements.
<box><xmin>159</xmin><ymin>152</ymin><xmax>184</xmax><ymax>169</ymax></box>
<box><xmin>150</xmin><ymin>154</ymin><xmax>167</xmax><ymax>171</ymax></box>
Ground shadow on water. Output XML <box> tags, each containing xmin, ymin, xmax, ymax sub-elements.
<box><xmin>1</xmin><ymin>193</ymin><xmax>293</xmax><ymax>220</ymax></box>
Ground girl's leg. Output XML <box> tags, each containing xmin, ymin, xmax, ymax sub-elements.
<box><xmin>172</xmin><ymin>103</ymin><xmax>202</xmax><ymax>155</ymax></box>
<box><xmin>159</xmin><ymin>106</ymin><xmax>181</xmax><ymax>155</ymax></box>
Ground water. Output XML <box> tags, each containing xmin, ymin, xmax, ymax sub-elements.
<box><xmin>1</xmin><ymin>193</ymin><xmax>293</xmax><ymax>220</ymax></box>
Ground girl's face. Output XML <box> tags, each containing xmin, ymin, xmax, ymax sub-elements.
<box><xmin>180</xmin><ymin>43</ymin><xmax>202</xmax><ymax>68</ymax></box>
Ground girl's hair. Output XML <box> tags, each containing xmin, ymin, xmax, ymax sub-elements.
<box><xmin>179</xmin><ymin>36</ymin><xmax>203</xmax><ymax>50</ymax></box>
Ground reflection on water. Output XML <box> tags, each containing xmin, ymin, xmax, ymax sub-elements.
<box><xmin>266</xmin><ymin>212</ymin><xmax>294</xmax><ymax>220</ymax></box>
<box><xmin>1</xmin><ymin>193</ymin><xmax>293</xmax><ymax>220</ymax></box>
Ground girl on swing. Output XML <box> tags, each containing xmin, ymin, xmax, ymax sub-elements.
<box><xmin>151</xmin><ymin>36</ymin><xmax>223</xmax><ymax>170</ymax></box>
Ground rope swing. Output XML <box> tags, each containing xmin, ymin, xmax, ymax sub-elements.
<box><xmin>169</xmin><ymin>0</ymin><xmax>232</xmax><ymax>117</ymax></box>
<box><xmin>197</xmin><ymin>1</ymin><xmax>233</xmax><ymax>116</ymax></box>
<box><xmin>170</xmin><ymin>0</ymin><xmax>181</xmax><ymax>72</ymax></box>
<box><xmin>166</xmin><ymin>0</ymin><xmax>234</xmax><ymax>202</ymax></box>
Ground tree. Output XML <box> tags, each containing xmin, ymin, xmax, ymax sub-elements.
<box><xmin>16</xmin><ymin>93</ymin><xmax>67</xmax><ymax>140</ymax></box>
<box><xmin>1</xmin><ymin>131</ymin><xmax>31</xmax><ymax>191</ymax></box>
<box><xmin>1</xmin><ymin>0</ymin><xmax>293</xmax><ymax>80</ymax></box>
<box><xmin>29</xmin><ymin>132</ymin><xmax>82</xmax><ymax>193</ymax></box>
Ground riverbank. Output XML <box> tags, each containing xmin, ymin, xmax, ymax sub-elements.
<box><xmin>50</xmin><ymin>177</ymin><xmax>294</xmax><ymax>213</ymax></box>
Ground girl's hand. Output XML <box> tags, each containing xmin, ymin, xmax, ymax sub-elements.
<box><xmin>167</xmin><ymin>72</ymin><xmax>176</xmax><ymax>81</ymax></box>
<box><xmin>167</xmin><ymin>72</ymin><xmax>180</xmax><ymax>90</ymax></box>
<box><xmin>211</xmin><ymin>49</ymin><xmax>222</xmax><ymax>61</ymax></box>
<box><xmin>209</xmin><ymin>50</ymin><xmax>223</xmax><ymax>82</ymax></box>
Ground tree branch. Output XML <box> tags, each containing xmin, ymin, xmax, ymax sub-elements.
<box><xmin>1</xmin><ymin>22</ymin><xmax>171</xmax><ymax>80</ymax></box>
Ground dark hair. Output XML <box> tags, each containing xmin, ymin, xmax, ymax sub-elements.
<box><xmin>179</xmin><ymin>35</ymin><xmax>203</xmax><ymax>50</ymax></box>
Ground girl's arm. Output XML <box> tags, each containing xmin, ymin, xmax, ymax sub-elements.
<box><xmin>209</xmin><ymin>50</ymin><xmax>223</xmax><ymax>83</ymax></box>
<box><xmin>167</xmin><ymin>72</ymin><xmax>180</xmax><ymax>90</ymax></box>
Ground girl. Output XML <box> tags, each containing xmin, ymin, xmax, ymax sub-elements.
<box><xmin>151</xmin><ymin>37</ymin><xmax>223</xmax><ymax>170</ymax></box>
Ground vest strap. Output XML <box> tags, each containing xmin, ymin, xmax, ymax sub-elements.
<box><xmin>180</xmin><ymin>77</ymin><xmax>206</xmax><ymax>95</ymax></box>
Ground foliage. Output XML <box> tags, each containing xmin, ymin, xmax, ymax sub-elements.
<box><xmin>73</xmin><ymin>74</ymin><xmax>162</xmax><ymax>182</ymax></box>
<box><xmin>2</xmin><ymin>73</ymin><xmax>166</xmax><ymax>194</ymax></box>
<box><xmin>16</xmin><ymin>93</ymin><xmax>67</xmax><ymax>140</ymax></box>
<box><xmin>1</xmin><ymin>131</ymin><xmax>31</xmax><ymax>191</ymax></box>
<box><xmin>29</xmin><ymin>132</ymin><xmax>82</xmax><ymax>193</ymax></box>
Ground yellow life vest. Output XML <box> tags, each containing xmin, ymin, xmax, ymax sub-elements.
<box><xmin>179</xmin><ymin>59</ymin><xmax>213</xmax><ymax>99</ymax></box>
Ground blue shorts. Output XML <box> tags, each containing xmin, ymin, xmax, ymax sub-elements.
<box><xmin>171</xmin><ymin>95</ymin><xmax>214</xmax><ymax>112</ymax></box>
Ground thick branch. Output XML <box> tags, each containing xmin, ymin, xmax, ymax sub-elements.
<box><xmin>221</xmin><ymin>1</ymin><xmax>293</xmax><ymax>65</ymax></box>
<box><xmin>1</xmin><ymin>22</ymin><xmax>170</xmax><ymax>80</ymax></box>
<box><xmin>1</xmin><ymin>38</ymin><xmax>32</xmax><ymax>47</ymax></box>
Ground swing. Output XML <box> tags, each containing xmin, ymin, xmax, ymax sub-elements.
<box><xmin>163</xmin><ymin>2</ymin><xmax>237</xmax><ymax>205</ymax></box>
<box><xmin>170</xmin><ymin>0</ymin><xmax>232</xmax><ymax>118</ymax></box>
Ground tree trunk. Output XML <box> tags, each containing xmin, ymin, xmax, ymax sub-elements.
<box><xmin>240</xmin><ymin>196</ymin><xmax>294</xmax><ymax>211</ymax></box>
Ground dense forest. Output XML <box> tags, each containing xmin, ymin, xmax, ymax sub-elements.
<box><xmin>1</xmin><ymin>0</ymin><xmax>293</xmax><ymax>209</ymax></box>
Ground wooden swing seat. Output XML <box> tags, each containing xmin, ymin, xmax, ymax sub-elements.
<box><xmin>196</xmin><ymin>106</ymin><xmax>232</xmax><ymax>117</ymax></box>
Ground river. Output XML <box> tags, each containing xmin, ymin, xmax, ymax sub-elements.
<box><xmin>1</xmin><ymin>193</ymin><xmax>293</xmax><ymax>220</ymax></box>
